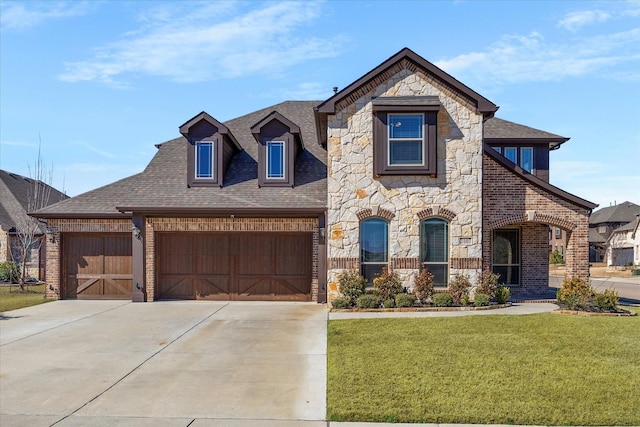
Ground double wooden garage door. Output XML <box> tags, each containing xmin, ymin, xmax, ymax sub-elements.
<box><xmin>156</xmin><ymin>233</ymin><xmax>312</xmax><ymax>301</ymax></box>
<box><xmin>63</xmin><ymin>234</ymin><xmax>133</xmax><ymax>299</ymax></box>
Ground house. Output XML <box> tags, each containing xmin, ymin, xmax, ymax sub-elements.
<box><xmin>0</xmin><ymin>170</ymin><xmax>68</xmax><ymax>281</ymax></box>
<box><xmin>34</xmin><ymin>48</ymin><xmax>596</xmax><ymax>302</ymax></box>
<box><xmin>588</xmin><ymin>201</ymin><xmax>640</xmax><ymax>263</ymax></box>
<box><xmin>606</xmin><ymin>215</ymin><xmax>640</xmax><ymax>267</ymax></box>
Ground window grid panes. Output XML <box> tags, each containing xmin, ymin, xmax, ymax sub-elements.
<box><xmin>388</xmin><ymin>113</ymin><xmax>424</xmax><ymax>166</ymax></box>
<box><xmin>267</xmin><ymin>141</ymin><xmax>285</xmax><ymax>179</ymax></box>
<box><xmin>420</xmin><ymin>218</ymin><xmax>449</xmax><ymax>287</ymax></box>
<box><xmin>492</xmin><ymin>228</ymin><xmax>520</xmax><ymax>285</ymax></box>
<box><xmin>195</xmin><ymin>141</ymin><xmax>214</xmax><ymax>179</ymax></box>
<box><xmin>360</xmin><ymin>218</ymin><xmax>389</xmax><ymax>285</ymax></box>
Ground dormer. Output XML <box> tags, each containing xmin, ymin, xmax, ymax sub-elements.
<box><xmin>180</xmin><ymin>112</ymin><xmax>242</xmax><ymax>188</ymax></box>
<box><xmin>251</xmin><ymin>111</ymin><xmax>304</xmax><ymax>187</ymax></box>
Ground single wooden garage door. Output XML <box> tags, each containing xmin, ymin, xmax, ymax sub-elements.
<box><xmin>156</xmin><ymin>233</ymin><xmax>311</xmax><ymax>301</ymax></box>
<box><xmin>62</xmin><ymin>234</ymin><xmax>133</xmax><ymax>299</ymax></box>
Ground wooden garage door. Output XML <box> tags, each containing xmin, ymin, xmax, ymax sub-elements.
<box><xmin>156</xmin><ymin>233</ymin><xmax>311</xmax><ymax>301</ymax></box>
<box><xmin>63</xmin><ymin>234</ymin><xmax>133</xmax><ymax>299</ymax></box>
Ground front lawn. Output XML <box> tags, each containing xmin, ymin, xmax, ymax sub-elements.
<box><xmin>328</xmin><ymin>309</ymin><xmax>640</xmax><ymax>426</ymax></box>
<box><xmin>0</xmin><ymin>283</ymin><xmax>51</xmax><ymax>312</ymax></box>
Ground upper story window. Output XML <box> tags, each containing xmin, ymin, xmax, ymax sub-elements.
<box><xmin>195</xmin><ymin>141</ymin><xmax>214</xmax><ymax>179</ymax></box>
<box><xmin>388</xmin><ymin>114</ymin><xmax>424</xmax><ymax>166</ymax></box>
<box><xmin>504</xmin><ymin>147</ymin><xmax>517</xmax><ymax>163</ymax></box>
<box><xmin>266</xmin><ymin>141</ymin><xmax>285</xmax><ymax>179</ymax></box>
<box><xmin>493</xmin><ymin>146</ymin><xmax>533</xmax><ymax>172</ymax></box>
<box><xmin>372</xmin><ymin>96</ymin><xmax>440</xmax><ymax>177</ymax></box>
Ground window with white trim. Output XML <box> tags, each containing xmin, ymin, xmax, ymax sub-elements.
<box><xmin>388</xmin><ymin>113</ymin><xmax>424</xmax><ymax>166</ymax></box>
<box><xmin>195</xmin><ymin>141</ymin><xmax>214</xmax><ymax>179</ymax></box>
<box><xmin>266</xmin><ymin>141</ymin><xmax>285</xmax><ymax>179</ymax></box>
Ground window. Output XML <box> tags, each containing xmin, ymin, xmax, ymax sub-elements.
<box><xmin>520</xmin><ymin>147</ymin><xmax>533</xmax><ymax>172</ymax></box>
<box><xmin>555</xmin><ymin>227</ymin><xmax>561</xmax><ymax>239</ymax></box>
<box><xmin>493</xmin><ymin>146</ymin><xmax>502</xmax><ymax>154</ymax></box>
<box><xmin>420</xmin><ymin>218</ymin><xmax>449</xmax><ymax>287</ymax></box>
<box><xmin>504</xmin><ymin>147</ymin><xmax>517</xmax><ymax>163</ymax></box>
<box><xmin>360</xmin><ymin>218</ymin><xmax>388</xmax><ymax>285</ymax></box>
<box><xmin>372</xmin><ymin>97</ymin><xmax>439</xmax><ymax>176</ymax></box>
<box><xmin>598</xmin><ymin>225</ymin><xmax>606</xmax><ymax>234</ymax></box>
<box><xmin>266</xmin><ymin>141</ymin><xmax>285</xmax><ymax>179</ymax></box>
<box><xmin>388</xmin><ymin>114</ymin><xmax>424</xmax><ymax>166</ymax></box>
<box><xmin>195</xmin><ymin>141</ymin><xmax>214</xmax><ymax>179</ymax></box>
<box><xmin>493</xmin><ymin>228</ymin><xmax>520</xmax><ymax>285</ymax></box>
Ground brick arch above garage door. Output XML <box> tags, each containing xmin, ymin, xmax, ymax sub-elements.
<box><xmin>155</xmin><ymin>232</ymin><xmax>312</xmax><ymax>301</ymax></box>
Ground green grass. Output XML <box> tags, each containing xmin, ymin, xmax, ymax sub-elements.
<box><xmin>0</xmin><ymin>284</ymin><xmax>52</xmax><ymax>312</ymax></box>
<box><xmin>328</xmin><ymin>309</ymin><xmax>640</xmax><ymax>426</ymax></box>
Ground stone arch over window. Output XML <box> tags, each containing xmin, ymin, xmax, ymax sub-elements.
<box><xmin>417</xmin><ymin>206</ymin><xmax>456</xmax><ymax>222</ymax></box>
<box><xmin>356</xmin><ymin>206</ymin><xmax>395</xmax><ymax>222</ymax></box>
<box><xmin>488</xmin><ymin>211</ymin><xmax>577</xmax><ymax>231</ymax></box>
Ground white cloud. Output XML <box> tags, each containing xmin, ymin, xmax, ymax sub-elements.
<box><xmin>558</xmin><ymin>10</ymin><xmax>611</xmax><ymax>31</ymax></box>
<box><xmin>59</xmin><ymin>2</ymin><xmax>344</xmax><ymax>86</ymax></box>
<box><xmin>0</xmin><ymin>1</ymin><xmax>91</xmax><ymax>31</ymax></box>
<box><xmin>1</xmin><ymin>140</ymin><xmax>39</xmax><ymax>148</ymax></box>
<box><xmin>435</xmin><ymin>29</ymin><xmax>640</xmax><ymax>87</ymax></box>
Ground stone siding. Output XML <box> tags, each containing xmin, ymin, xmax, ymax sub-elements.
<box><xmin>483</xmin><ymin>154</ymin><xmax>591</xmax><ymax>296</ymax></box>
<box><xmin>327</xmin><ymin>67</ymin><xmax>484</xmax><ymax>301</ymax></box>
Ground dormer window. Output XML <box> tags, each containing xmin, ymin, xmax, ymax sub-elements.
<box><xmin>266</xmin><ymin>141</ymin><xmax>285</xmax><ymax>179</ymax></box>
<box><xmin>179</xmin><ymin>111</ymin><xmax>242</xmax><ymax>188</ymax></box>
<box><xmin>251</xmin><ymin>111</ymin><xmax>304</xmax><ymax>187</ymax></box>
<box><xmin>195</xmin><ymin>141</ymin><xmax>215</xmax><ymax>179</ymax></box>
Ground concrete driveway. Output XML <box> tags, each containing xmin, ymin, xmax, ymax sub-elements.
<box><xmin>0</xmin><ymin>301</ymin><xmax>327</xmax><ymax>427</ymax></box>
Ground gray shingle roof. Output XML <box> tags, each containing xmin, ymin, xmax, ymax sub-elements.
<box><xmin>0</xmin><ymin>170</ymin><xmax>68</xmax><ymax>230</ymax></box>
<box><xmin>589</xmin><ymin>201</ymin><xmax>640</xmax><ymax>225</ymax></box>
<box><xmin>484</xmin><ymin>118</ymin><xmax>569</xmax><ymax>143</ymax></box>
<box><xmin>35</xmin><ymin>101</ymin><xmax>327</xmax><ymax>217</ymax></box>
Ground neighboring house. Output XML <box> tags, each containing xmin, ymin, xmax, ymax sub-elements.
<box><xmin>549</xmin><ymin>226</ymin><xmax>568</xmax><ymax>261</ymax></box>
<box><xmin>588</xmin><ymin>201</ymin><xmax>640</xmax><ymax>263</ymax></box>
<box><xmin>0</xmin><ymin>170</ymin><xmax>68</xmax><ymax>281</ymax></box>
<box><xmin>606</xmin><ymin>215</ymin><xmax>640</xmax><ymax>267</ymax></box>
<box><xmin>34</xmin><ymin>48</ymin><xmax>596</xmax><ymax>302</ymax></box>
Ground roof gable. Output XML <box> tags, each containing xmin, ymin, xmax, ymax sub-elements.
<box><xmin>484</xmin><ymin>118</ymin><xmax>570</xmax><ymax>149</ymax></box>
<box><xmin>179</xmin><ymin>111</ymin><xmax>242</xmax><ymax>151</ymax></box>
<box><xmin>315</xmin><ymin>47</ymin><xmax>498</xmax><ymax>117</ymax></box>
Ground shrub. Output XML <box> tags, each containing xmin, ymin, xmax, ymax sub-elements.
<box><xmin>395</xmin><ymin>293</ymin><xmax>415</xmax><ymax>308</ymax></box>
<box><xmin>338</xmin><ymin>270</ymin><xmax>366</xmax><ymax>305</ymax></box>
<box><xmin>557</xmin><ymin>276</ymin><xmax>592</xmax><ymax>310</ymax></box>
<box><xmin>594</xmin><ymin>289</ymin><xmax>618</xmax><ymax>311</ymax></box>
<box><xmin>549</xmin><ymin>249</ymin><xmax>564</xmax><ymax>264</ymax></box>
<box><xmin>373</xmin><ymin>269</ymin><xmax>403</xmax><ymax>302</ymax></box>
<box><xmin>0</xmin><ymin>261</ymin><xmax>20</xmax><ymax>283</ymax></box>
<box><xmin>448</xmin><ymin>273</ymin><xmax>471</xmax><ymax>305</ymax></box>
<box><xmin>494</xmin><ymin>285</ymin><xmax>510</xmax><ymax>304</ymax></box>
<box><xmin>632</xmin><ymin>269</ymin><xmax>640</xmax><ymax>276</ymax></box>
<box><xmin>474</xmin><ymin>293</ymin><xmax>490</xmax><ymax>307</ymax></box>
<box><xmin>433</xmin><ymin>292</ymin><xmax>453</xmax><ymax>307</ymax></box>
<box><xmin>383</xmin><ymin>298</ymin><xmax>395</xmax><ymax>308</ymax></box>
<box><xmin>331</xmin><ymin>296</ymin><xmax>352</xmax><ymax>309</ymax></box>
<box><xmin>356</xmin><ymin>294</ymin><xmax>380</xmax><ymax>309</ymax></box>
<box><xmin>413</xmin><ymin>268</ymin><xmax>434</xmax><ymax>302</ymax></box>
<box><xmin>460</xmin><ymin>294</ymin><xmax>470</xmax><ymax>306</ymax></box>
<box><xmin>475</xmin><ymin>268</ymin><xmax>500</xmax><ymax>298</ymax></box>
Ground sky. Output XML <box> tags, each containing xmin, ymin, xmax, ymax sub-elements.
<box><xmin>1</xmin><ymin>0</ymin><xmax>639</xmax><ymax>210</ymax></box>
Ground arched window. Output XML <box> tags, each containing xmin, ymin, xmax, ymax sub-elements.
<box><xmin>420</xmin><ymin>218</ymin><xmax>449</xmax><ymax>287</ymax></box>
<box><xmin>360</xmin><ymin>218</ymin><xmax>388</xmax><ymax>285</ymax></box>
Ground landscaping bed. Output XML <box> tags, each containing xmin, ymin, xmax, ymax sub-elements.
<box><xmin>0</xmin><ymin>283</ymin><xmax>51</xmax><ymax>313</ymax></box>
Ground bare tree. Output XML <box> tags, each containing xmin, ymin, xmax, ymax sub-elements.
<box><xmin>11</xmin><ymin>143</ymin><xmax>53</xmax><ymax>290</ymax></box>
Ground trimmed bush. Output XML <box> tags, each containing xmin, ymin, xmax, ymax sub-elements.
<box><xmin>594</xmin><ymin>289</ymin><xmax>618</xmax><ymax>311</ymax></box>
<box><xmin>357</xmin><ymin>294</ymin><xmax>380</xmax><ymax>309</ymax></box>
<box><xmin>460</xmin><ymin>294</ymin><xmax>470</xmax><ymax>306</ymax></box>
<box><xmin>413</xmin><ymin>269</ymin><xmax>434</xmax><ymax>302</ymax></box>
<box><xmin>383</xmin><ymin>298</ymin><xmax>395</xmax><ymax>308</ymax></box>
<box><xmin>475</xmin><ymin>268</ymin><xmax>500</xmax><ymax>298</ymax></box>
<box><xmin>474</xmin><ymin>293</ymin><xmax>490</xmax><ymax>307</ymax></box>
<box><xmin>0</xmin><ymin>261</ymin><xmax>20</xmax><ymax>283</ymax></box>
<box><xmin>373</xmin><ymin>269</ymin><xmax>403</xmax><ymax>302</ymax></box>
<box><xmin>331</xmin><ymin>296</ymin><xmax>352</xmax><ymax>309</ymax></box>
<box><xmin>557</xmin><ymin>276</ymin><xmax>592</xmax><ymax>310</ymax></box>
<box><xmin>433</xmin><ymin>292</ymin><xmax>454</xmax><ymax>307</ymax></box>
<box><xmin>494</xmin><ymin>285</ymin><xmax>510</xmax><ymax>304</ymax></box>
<box><xmin>338</xmin><ymin>270</ymin><xmax>366</xmax><ymax>306</ymax></box>
<box><xmin>395</xmin><ymin>293</ymin><xmax>415</xmax><ymax>308</ymax></box>
<box><xmin>449</xmin><ymin>273</ymin><xmax>471</xmax><ymax>305</ymax></box>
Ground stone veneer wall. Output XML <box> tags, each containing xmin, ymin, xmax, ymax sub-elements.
<box><xmin>146</xmin><ymin>217</ymin><xmax>319</xmax><ymax>302</ymax></box>
<box><xmin>43</xmin><ymin>218</ymin><xmax>132</xmax><ymax>299</ymax></box>
<box><xmin>483</xmin><ymin>154</ymin><xmax>591</xmax><ymax>295</ymax></box>
<box><xmin>0</xmin><ymin>228</ymin><xmax>8</xmax><ymax>262</ymax></box>
<box><xmin>326</xmin><ymin>67</ymin><xmax>484</xmax><ymax>301</ymax></box>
